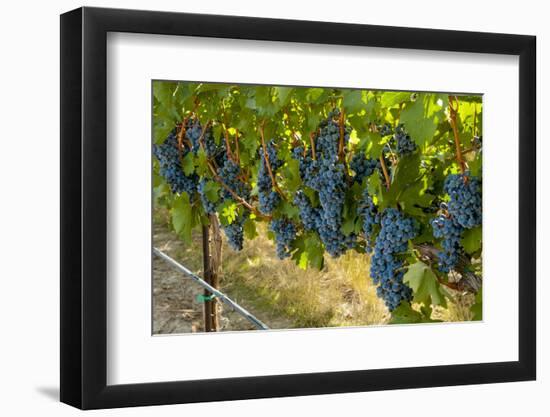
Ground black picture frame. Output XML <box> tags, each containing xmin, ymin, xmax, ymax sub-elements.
<box><xmin>60</xmin><ymin>6</ymin><xmax>536</xmax><ymax>410</ymax></box>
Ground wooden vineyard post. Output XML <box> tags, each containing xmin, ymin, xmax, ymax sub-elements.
<box><xmin>201</xmin><ymin>216</ymin><xmax>223</xmax><ymax>331</ymax></box>
<box><xmin>209</xmin><ymin>215</ymin><xmax>222</xmax><ymax>330</ymax></box>
<box><xmin>201</xmin><ymin>225</ymin><xmax>212</xmax><ymax>331</ymax></box>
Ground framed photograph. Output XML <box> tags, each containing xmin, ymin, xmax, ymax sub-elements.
<box><xmin>60</xmin><ymin>6</ymin><xmax>536</xmax><ymax>410</ymax></box>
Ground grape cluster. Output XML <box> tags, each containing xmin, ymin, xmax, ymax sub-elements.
<box><xmin>431</xmin><ymin>212</ymin><xmax>463</xmax><ymax>272</ymax></box>
<box><xmin>153</xmin><ymin>129</ymin><xmax>198</xmax><ymax>195</ymax></box>
<box><xmin>257</xmin><ymin>140</ymin><xmax>282</xmax><ymax>214</ymax></box>
<box><xmin>183</xmin><ymin>119</ymin><xmax>203</xmax><ymax>153</ymax></box>
<box><xmin>378</xmin><ymin>123</ymin><xmax>393</xmax><ymax>137</ymax></box>
<box><xmin>357</xmin><ymin>187</ymin><xmax>379</xmax><ymax>252</ymax></box>
<box><xmin>218</xmin><ymin>158</ymin><xmax>251</xmax><ymax>251</ymax></box>
<box><xmin>430</xmin><ymin>173</ymin><xmax>482</xmax><ymax>271</ymax></box>
<box><xmin>223</xmin><ymin>220</ymin><xmax>245</xmax><ymax>251</ymax></box>
<box><xmin>393</xmin><ymin>124</ymin><xmax>416</xmax><ymax>156</ymax></box>
<box><xmin>315</xmin><ymin>111</ymin><xmax>351</xmax><ymax>157</ymax></box>
<box><xmin>472</xmin><ymin>135</ymin><xmax>482</xmax><ymax>149</ymax></box>
<box><xmin>294</xmin><ymin>191</ymin><xmax>320</xmax><ymax>232</ymax></box>
<box><xmin>292</xmin><ymin>113</ymin><xmax>357</xmax><ymax>257</ymax></box>
<box><xmin>350</xmin><ymin>154</ymin><xmax>379</xmax><ymax>184</ymax></box>
<box><xmin>444</xmin><ymin>173</ymin><xmax>482</xmax><ymax>229</ymax></box>
<box><xmin>219</xmin><ymin>159</ymin><xmax>251</xmax><ymax>202</ymax></box>
<box><xmin>292</xmin><ymin>146</ymin><xmax>318</xmax><ymax>189</ymax></box>
<box><xmin>270</xmin><ymin>218</ymin><xmax>297</xmax><ymax>259</ymax></box>
<box><xmin>370</xmin><ymin>208</ymin><xmax>417</xmax><ymax>311</ymax></box>
<box><xmin>198</xmin><ymin>178</ymin><xmax>216</xmax><ymax>215</ymax></box>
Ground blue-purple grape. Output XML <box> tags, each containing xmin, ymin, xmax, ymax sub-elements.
<box><xmin>153</xmin><ymin>129</ymin><xmax>198</xmax><ymax>196</ymax></box>
<box><xmin>270</xmin><ymin>218</ymin><xmax>297</xmax><ymax>259</ymax></box>
<box><xmin>431</xmin><ymin>214</ymin><xmax>463</xmax><ymax>272</ymax></box>
<box><xmin>444</xmin><ymin>173</ymin><xmax>482</xmax><ymax>229</ymax></box>
<box><xmin>257</xmin><ymin>140</ymin><xmax>282</xmax><ymax>214</ymax></box>
<box><xmin>393</xmin><ymin>124</ymin><xmax>416</xmax><ymax>156</ymax></box>
<box><xmin>357</xmin><ymin>187</ymin><xmax>379</xmax><ymax>252</ymax></box>
<box><xmin>370</xmin><ymin>208</ymin><xmax>417</xmax><ymax>311</ymax></box>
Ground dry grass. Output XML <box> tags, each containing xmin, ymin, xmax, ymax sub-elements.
<box><xmin>154</xmin><ymin>209</ymin><xmax>473</xmax><ymax>330</ymax></box>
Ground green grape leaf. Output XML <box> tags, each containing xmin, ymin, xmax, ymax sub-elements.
<box><xmin>219</xmin><ymin>201</ymin><xmax>238</xmax><ymax>225</ymax></box>
<box><xmin>195</xmin><ymin>148</ymin><xmax>208</xmax><ymax>176</ymax></box>
<box><xmin>243</xmin><ymin>218</ymin><xmax>258</xmax><ymax>240</ymax></box>
<box><xmin>341</xmin><ymin>215</ymin><xmax>357</xmax><ymax>236</ymax></box>
<box><xmin>403</xmin><ymin>261</ymin><xmax>447</xmax><ymax>307</ymax></box>
<box><xmin>170</xmin><ymin>193</ymin><xmax>193</xmax><ymax>243</ymax></box>
<box><xmin>275</xmin><ymin>87</ymin><xmax>294</xmax><ymax>106</ymax></box>
<box><xmin>390</xmin><ymin>303</ymin><xmax>423</xmax><ymax>324</ymax></box>
<box><xmin>342</xmin><ymin>90</ymin><xmax>364</xmax><ymax>114</ymax></box>
<box><xmin>203</xmin><ymin>181</ymin><xmax>220</xmax><ymax>203</ymax></box>
<box><xmin>381</xmin><ymin>91</ymin><xmax>411</xmax><ymax>107</ymax></box>
<box><xmin>400</xmin><ymin>95</ymin><xmax>438</xmax><ymax>148</ymax></box>
<box><xmin>471</xmin><ymin>288</ymin><xmax>483</xmax><ymax>320</ymax></box>
<box><xmin>282</xmin><ymin>158</ymin><xmax>302</xmax><ymax>192</ymax></box>
<box><xmin>181</xmin><ymin>152</ymin><xmax>195</xmax><ymax>176</ymax></box>
<box><xmin>461</xmin><ymin>226</ymin><xmax>482</xmax><ymax>254</ymax></box>
<box><xmin>304</xmin><ymin>234</ymin><xmax>324</xmax><ymax>270</ymax></box>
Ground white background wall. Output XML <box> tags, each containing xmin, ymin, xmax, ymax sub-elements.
<box><xmin>0</xmin><ymin>0</ymin><xmax>545</xmax><ymax>415</ymax></box>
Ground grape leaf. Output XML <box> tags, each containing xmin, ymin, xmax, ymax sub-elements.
<box><xmin>381</xmin><ymin>91</ymin><xmax>411</xmax><ymax>107</ymax></box>
<box><xmin>400</xmin><ymin>95</ymin><xmax>438</xmax><ymax>147</ymax></box>
<box><xmin>181</xmin><ymin>152</ymin><xmax>195</xmax><ymax>176</ymax></box>
<box><xmin>171</xmin><ymin>193</ymin><xmax>193</xmax><ymax>243</ymax></box>
<box><xmin>390</xmin><ymin>303</ymin><xmax>423</xmax><ymax>324</ymax></box>
<box><xmin>471</xmin><ymin>288</ymin><xmax>483</xmax><ymax>320</ymax></box>
<box><xmin>243</xmin><ymin>218</ymin><xmax>258</xmax><ymax>240</ymax></box>
<box><xmin>403</xmin><ymin>261</ymin><xmax>446</xmax><ymax>307</ymax></box>
<box><xmin>461</xmin><ymin>226</ymin><xmax>482</xmax><ymax>254</ymax></box>
<box><xmin>342</xmin><ymin>90</ymin><xmax>364</xmax><ymax>114</ymax></box>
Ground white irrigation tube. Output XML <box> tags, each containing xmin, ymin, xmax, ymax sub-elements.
<box><xmin>153</xmin><ymin>248</ymin><xmax>269</xmax><ymax>330</ymax></box>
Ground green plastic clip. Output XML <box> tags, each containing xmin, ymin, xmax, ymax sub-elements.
<box><xmin>196</xmin><ymin>293</ymin><xmax>216</xmax><ymax>303</ymax></box>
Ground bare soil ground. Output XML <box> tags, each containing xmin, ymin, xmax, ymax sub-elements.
<box><xmin>153</xmin><ymin>221</ymin><xmax>293</xmax><ymax>334</ymax></box>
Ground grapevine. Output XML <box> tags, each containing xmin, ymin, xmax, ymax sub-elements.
<box><xmin>153</xmin><ymin>82</ymin><xmax>483</xmax><ymax>321</ymax></box>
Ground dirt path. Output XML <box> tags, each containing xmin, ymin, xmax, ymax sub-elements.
<box><xmin>153</xmin><ymin>221</ymin><xmax>293</xmax><ymax>334</ymax></box>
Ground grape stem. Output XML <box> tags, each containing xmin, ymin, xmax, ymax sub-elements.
<box><xmin>259</xmin><ymin>121</ymin><xmax>287</xmax><ymax>200</ymax></box>
<box><xmin>176</xmin><ymin>117</ymin><xmax>192</xmax><ymax>153</ymax></box>
<box><xmin>223</xmin><ymin>128</ymin><xmax>235</xmax><ymax>161</ymax></box>
<box><xmin>206</xmin><ymin>160</ymin><xmax>271</xmax><ymax>220</ymax></box>
<box><xmin>337</xmin><ymin>110</ymin><xmax>353</xmax><ymax>184</ymax></box>
<box><xmin>234</xmin><ymin>129</ymin><xmax>240</xmax><ymax>164</ymax></box>
<box><xmin>309</xmin><ymin>131</ymin><xmax>317</xmax><ymax>160</ymax></box>
<box><xmin>197</xmin><ymin>119</ymin><xmax>212</xmax><ymax>149</ymax></box>
<box><xmin>338</xmin><ymin>109</ymin><xmax>345</xmax><ymax>161</ymax></box>
<box><xmin>448</xmin><ymin>96</ymin><xmax>467</xmax><ymax>176</ymax></box>
<box><xmin>379</xmin><ymin>155</ymin><xmax>391</xmax><ymax>190</ymax></box>
<box><xmin>473</xmin><ymin>104</ymin><xmax>478</xmax><ymax>138</ymax></box>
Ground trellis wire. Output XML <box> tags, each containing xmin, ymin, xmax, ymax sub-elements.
<box><xmin>153</xmin><ymin>247</ymin><xmax>269</xmax><ymax>330</ymax></box>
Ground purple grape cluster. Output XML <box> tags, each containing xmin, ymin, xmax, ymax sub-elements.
<box><xmin>292</xmin><ymin>146</ymin><xmax>318</xmax><ymax>189</ymax></box>
<box><xmin>431</xmin><ymin>213</ymin><xmax>463</xmax><ymax>272</ymax></box>
<box><xmin>222</xmin><ymin>220</ymin><xmax>245</xmax><ymax>251</ymax></box>
<box><xmin>291</xmin><ymin>112</ymin><xmax>357</xmax><ymax>257</ymax></box>
<box><xmin>198</xmin><ymin>178</ymin><xmax>216</xmax><ymax>215</ymax></box>
<box><xmin>153</xmin><ymin>129</ymin><xmax>198</xmax><ymax>196</ymax></box>
<box><xmin>370</xmin><ymin>208</ymin><xmax>417</xmax><ymax>311</ymax></box>
<box><xmin>378</xmin><ymin>123</ymin><xmax>393</xmax><ymax>137</ymax></box>
<box><xmin>357</xmin><ymin>187</ymin><xmax>379</xmax><ymax>252</ymax></box>
<box><xmin>293</xmin><ymin>191</ymin><xmax>320</xmax><ymax>232</ymax></box>
<box><xmin>218</xmin><ymin>158</ymin><xmax>251</xmax><ymax>251</ymax></box>
<box><xmin>350</xmin><ymin>154</ymin><xmax>379</xmax><ymax>184</ymax></box>
<box><xmin>431</xmin><ymin>173</ymin><xmax>482</xmax><ymax>272</ymax></box>
<box><xmin>393</xmin><ymin>124</ymin><xmax>416</xmax><ymax>156</ymax></box>
<box><xmin>257</xmin><ymin>140</ymin><xmax>282</xmax><ymax>215</ymax></box>
<box><xmin>315</xmin><ymin>109</ymin><xmax>351</xmax><ymax>157</ymax></box>
<box><xmin>219</xmin><ymin>159</ymin><xmax>250</xmax><ymax>202</ymax></box>
<box><xmin>270</xmin><ymin>218</ymin><xmax>297</xmax><ymax>259</ymax></box>
<box><xmin>444</xmin><ymin>173</ymin><xmax>482</xmax><ymax>229</ymax></box>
